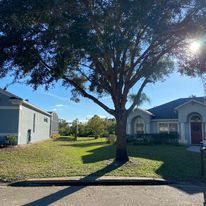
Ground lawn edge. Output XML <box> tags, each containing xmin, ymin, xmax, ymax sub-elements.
<box><xmin>5</xmin><ymin>176</ymin><xmax>192</xmax><ymax>187</ymax></box>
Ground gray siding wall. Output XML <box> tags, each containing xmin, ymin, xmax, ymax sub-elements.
<box><xmin>150</xmin><ymin>122</ymin><xmax>158</xmax><ymax>133</ymax></box>
<box><xmin>0</xmin><ymin>93</ymin><xmax>20</xmax><ymax>143</ymax></box>
<box><xmin>0</xmin><ymin>108</ymin><xmax>19</xmax><ymax>143</ymax></box>
<box><xmin>18</xmin><ymin>105</ymin><xmax>51</xmax><ymax>144</ymax></box>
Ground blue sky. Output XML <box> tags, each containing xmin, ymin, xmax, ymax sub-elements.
<box><xmin>0</xmin><ymin>72</ymin><xmax>204</xmax><ymax>122</ymax></box>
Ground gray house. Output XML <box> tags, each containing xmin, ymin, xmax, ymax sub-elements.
<box><xmin>0</xmin><ymin>89</ymin><xmax>58</xmax><ymax>145</ymax></box>
<box><xmin>127</xmin><ymin>97</ymin><xmax>206</xmax><ymax>145</ymax></box>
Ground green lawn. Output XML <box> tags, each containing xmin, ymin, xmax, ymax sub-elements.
<box><xmin>0</xmin><ymin>137</ymin><xmax>205</xmax><ymax>182</ymax></box>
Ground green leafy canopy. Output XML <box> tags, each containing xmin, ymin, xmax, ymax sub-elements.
<box><xmin>0</xmin><ymin>0</ymin><xmax>206</xmax><ymax>116</ymax></box>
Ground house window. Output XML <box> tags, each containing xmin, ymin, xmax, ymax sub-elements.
<box><xmin>159</xmin><ymin>123</ymin><xmax>178</xmax><ymax>133</ymax></box>
<box><xmin>169</xmin><ymin>123</ymin><xmax>178</xmax><ymax>132</ymax></box>
<box><xmin>134</xmin><ymin>116</ymin><xmax>145</xmax><ymax>134</ymax></box>
<box><xmin>159</xmin><ymin>123</ymin><xmax>168</xmax><ymax>133</ymax></box>
<box><xmin>190</xmin><ymin>115</ymin><xmax>201</xmax><ymax>122</ymax></box>
<box><xmin>33</xmin><ymin>113</ymin><xmax>36</xmax><ymax>133</ymax></box>
<box><xmin>44</xmin><ymin>117</ymin><xmax>48</xmax><ymax>123</ymax></box>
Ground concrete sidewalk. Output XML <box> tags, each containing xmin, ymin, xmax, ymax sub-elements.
<box><xmin>187</xmin><ymin>146</ymin><xmax>201</xmax><ymax>153</ymax></box>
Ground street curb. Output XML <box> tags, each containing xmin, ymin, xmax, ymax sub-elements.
<box><xmin>8</xmin><ymin>177</ymin><xmax>180</xmax><ymax>187</ymax></box>
<box><xmin>0</xmin><ymin>182</ymin><xmax>10</xmax><ymax>187</ymax></box>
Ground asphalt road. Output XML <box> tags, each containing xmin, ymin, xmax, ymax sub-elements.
<box><xmin>0</xmin><ymin>184</ymin><xmax>206</xmax><ymax>206</ymax></box>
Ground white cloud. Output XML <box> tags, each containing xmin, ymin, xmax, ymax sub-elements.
<box><xmin>98</xmin><ymin>115</ymin><xmax>108</xmax><ymax>119</ymax></box>
<box><xmin>42</xmin><ymin>92</ymin><xmax>69</xmax><ymax>101</ymax></box>
<box><xmin>55</xmin><ymin>104</ymin><xmax>65</xmax><ymax>107</ymax></box>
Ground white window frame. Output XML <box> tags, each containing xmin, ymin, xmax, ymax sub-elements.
<box><xmin>134</xmin><ymin>116</ymin><xmax>145</xmax><ymax>134</ymax></box>
<box><xmin>158</xmin><ymin>122</ymin><xmax>178</xmax><ymax>134</ymax></box>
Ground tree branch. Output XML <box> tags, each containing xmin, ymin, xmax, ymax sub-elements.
<box><xmin>63</xmin><ymin>76</ymin><xmax>115</xmax><ymax>115</ymax></box>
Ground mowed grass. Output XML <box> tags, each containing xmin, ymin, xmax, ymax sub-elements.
<box><xmin>0</xmin><ymin>137</ymin><xmax>205</xmax><ymax>182</ymax></box>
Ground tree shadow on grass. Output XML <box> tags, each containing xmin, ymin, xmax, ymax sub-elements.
<box><xmin>24</xmin><ymin>143</ymin><xmax>206</xmax><ymax>205</ymax></box>
<box><xmin>128</xmin><ymin>144</ymin><xmax>206</xmax><ymax>183</ymax></box>
<box><xmin>54</xmin><ymin>137</ymin><xmax>95</xmax><ymax>142</ymax></box>
<box><xmin>60</xmin><ymin>141</ymin><xmax>109</xmax><ymax>148</ymax></box>
<box><xmin>23</xmin><ymin>161</ymin><xmax>124</xmax><ymax>206</ymax></box>
<box><xmin>81</xmin><ymin>143</ymin><xmax>206</xmax><ymax>193</ymax></box>
<box><xmin>81</xmin><ymin>144</ymin><xmax>115</xmax><ymax>163</ymax></box>
<box><xmin>62</xmin><ymin>140</ymin><xmax>206</xmax><ymax>183</ymax></box>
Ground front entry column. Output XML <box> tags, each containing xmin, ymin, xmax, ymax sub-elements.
<box><xmin>203</xmin><ymin>122</ymin><xmax>206</xmax><ymax>140</ymax></box>
<box><xmin>180</xmin><ymin>122</ymin><xmax>187</xmax><ymax>144</ymax></box>
<box><xmin>126</xmin><ymin>120</ymin><xmax>131</xmax><ymax>135</ymax></box>
<box><xmin>145</xmin><ymin>123</ymin><xmax>150</xmax><ymax>133</ymax></box>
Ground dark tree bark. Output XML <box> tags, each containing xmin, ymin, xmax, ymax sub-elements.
<box><xmin>115</xmin><ymin>111</ymin><xmax>129</xmax><ymax>163</ymax></box>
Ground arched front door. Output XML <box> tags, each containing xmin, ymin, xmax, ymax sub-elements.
<box><xmin>190</xmin><ymin>114</ymin><xmax>202</xmax><ymax>144</ymax></box>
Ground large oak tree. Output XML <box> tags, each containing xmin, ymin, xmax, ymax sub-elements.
<box><xmin>0</xmin><ymin>0</ymin><xmax>206</xmax><ymax>162</ymax></box>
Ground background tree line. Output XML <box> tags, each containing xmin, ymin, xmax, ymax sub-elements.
<box><xmin>59</xmin><ymin>115</ymin><xmax>116</xmax><ymax>138</ymax></box>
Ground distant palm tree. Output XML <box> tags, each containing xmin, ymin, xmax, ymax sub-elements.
<box><xmin>128</xmin><ymin>93</ymin><xmax>150</xmax><ymax>108</ymax></box>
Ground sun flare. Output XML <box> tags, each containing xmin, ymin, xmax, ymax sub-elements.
<box><xmin>189</xmin><ymin>41</ymin><xmax>201</xmax><ymax>54</ymax></box>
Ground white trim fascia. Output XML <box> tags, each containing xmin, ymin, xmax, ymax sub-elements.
<box><xmin>151</xmin><ymin>119</ymin><xmax>178</xmax><ymax>122</ymax></box>
<box><xmin>9</xmin><ymin>99</ymin><xmax>22</xmax><ymax>105</ymax></box>
<box><xmin>22</xmin><ymin>101</ymin><xmax>51</xmax><ymax>117</ymax></box>
<box><xmin>175</xmin><ymin>100</ymin><xmax>206</xmax><ymax>110</ymax></box>
<box><xmin>0</xmin><ymin>106</ymin><xmax>19</xmax><ymax>110</ymax></box>
<box><xmin>17</xmin><ymin>105</ymin><xmax>22</xmax><ymax>145</ymax></box>
<box><xmin>133</xmin><ymin>108</ymin><xmax>154</xmax><ymax>116</ymax></box>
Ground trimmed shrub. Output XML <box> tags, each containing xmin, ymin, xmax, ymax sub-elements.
<box><xmin>5</xmin><ymin>135</ymin><xmax>17</xmax><ymax>145</ymax></box>
<box><xmin>131</xmin><ymin>132</ymin><xmax>179</xmax><ymax>145</ymax></box>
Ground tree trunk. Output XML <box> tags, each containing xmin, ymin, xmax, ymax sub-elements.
<box><xmin>115</xmin><ymin>112</ymin><xmax>129</xmax><ymax>163</ymax></box>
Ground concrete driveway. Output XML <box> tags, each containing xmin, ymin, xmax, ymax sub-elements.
<box><xmin>187</xmin><ymin>146</ymin><xmax>201</xmax><ymax>153</ymax></box>
<box><xmin>0</xmin><ymin>184</ymin><xmax>206</xmax><ymax>206</ymax></box>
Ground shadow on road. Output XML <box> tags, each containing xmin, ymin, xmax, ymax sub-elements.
<box><xmin>23</xmin><ymin>162</ymin><xmax>124</xmax><ymax>206</ymax></box>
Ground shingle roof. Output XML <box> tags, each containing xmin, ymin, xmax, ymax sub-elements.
<box><xmin>0</xmin><ymin>88</ymin><xmax>51</xmax><ymax>116</ymax></box>
<box><xmin>148</xmin><ymin>97</ymin><xmax>205</xmax><ymax>119</ymax></box>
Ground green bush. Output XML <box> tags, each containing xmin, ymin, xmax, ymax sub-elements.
<box><xmin>131</xmin><ymin>132</ymin><xmax>179</xmax><ymax>145</ymax></box>
<box><xmin>5</xmin><ymin>135</ymin><xmax>17</xmax><ymax>145</ymax></box>
<box><xmin>51</xmin><ymin>133</ymin><xmax>60</xmax><ymax>139</ymax></box>
<box><xmin>107</xmin><ymin>134</ymin><xmax>116</xmax><ymax>144</ymax></box>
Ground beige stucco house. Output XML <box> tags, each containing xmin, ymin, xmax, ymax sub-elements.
<box><xmin>127</xmin><ymin>97</ymin><xmax>206</xmax><ymax>145</ymax></box>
